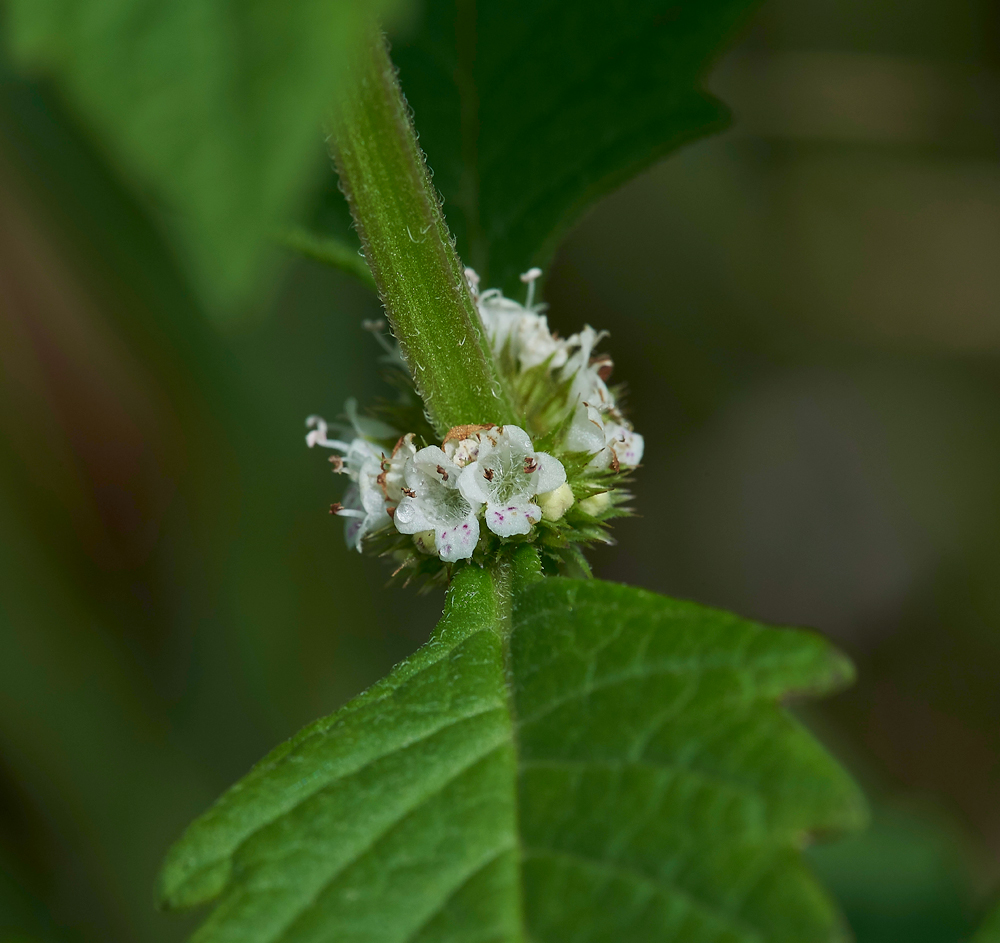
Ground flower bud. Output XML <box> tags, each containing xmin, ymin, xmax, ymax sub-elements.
<box><xmin>538</xmin><ymin>482</ymin><xmax>575</xmax><ymax>521</ymax></box>
<box><xmin>579</xmin><ymin>491</ymin><xmax>611</xmax><ymax>516</ymax></box>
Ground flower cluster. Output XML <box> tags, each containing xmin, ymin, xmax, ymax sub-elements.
<box><xmin>307</xmin><ymin>269</ymin><xmax>642</xmax><ymax>578</ymax></box>
<box><xmin>477</xmin><ymin>274</ymin><xmax>643</xmax><ymax>472</ymax></box>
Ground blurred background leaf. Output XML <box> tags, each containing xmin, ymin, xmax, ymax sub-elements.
<box><xmin>394</xmin><ymin>0</ymin><xmax>759</xmax><ymax>293</ymax></box>
<box><xmin>1</xmin><ymin>0</ymin><xmax>1000</xmax><ymax>940</ymax></box>
<box><xmin>973</xmin><ymin>899</ymin><xmax>1000</xmax><ymax>942</ymax></box>
<box><xmin>309</xmin><ymin>0</ymin><xmax>761</xmax><ymax>295</ymax></box>
<box><xmin>1</xmin><ymin>0</ymin><xmax>407</xmax><ymax>313</ymax></box>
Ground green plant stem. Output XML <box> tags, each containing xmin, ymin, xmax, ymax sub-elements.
<box><xmin>329</xmin><ymin>30</ymin><xmax>516</xmax><ymax>437</ymax></box>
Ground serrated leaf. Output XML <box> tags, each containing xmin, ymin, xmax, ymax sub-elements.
<box><xmin>2</xmin><ymin>0</ymin><xmax>402</xmax><ymax>311</ymax></box>
<box><xmin>159</xmin><ymin>557</ymin><xmax>865</xmax><ymax>942</ymax></box>
<box><xmin>308</xmin><ymin>0</ymin><xmax>757</xmax><ymax>293</ymax></box>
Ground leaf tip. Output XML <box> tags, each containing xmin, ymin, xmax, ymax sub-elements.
<box><xmin>822</xmin><ymin>644</ymin><xmax>857</xmax><ymax>693</ymax></box>
<box><xmin>156</xmin><ymin>844</ymin><xmax>231</xmax><ymax>913</ymax></box>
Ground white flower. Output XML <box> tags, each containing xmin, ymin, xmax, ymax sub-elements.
<box><xmin>377</xmin><ymin>434</ymin><xmax>416</xmax><ymax>503</ymax></box>
<box><xmin>564</xmin><ymin>401</ymin><xmax>608</xmax><ymax>457</ymax></box>
<box><xmin>393</xmin><ymin>446</ymin><xmax>480</xmax><ymax>563</ymax></box>
<box><xmin>477</xmin><ymin>291</ymin><xmax>569</xmax><ymax>371</ymax></box>
<box><xmin>442</xmin><ymin>424</ymin><xmax>492</xmax><ymax>467</ymax></box>
<box><xmin>563</xmin><ymin>403</ymin><xmax>643</xmax><ymax>470</ymax></box>
<box><xmin>459</xmin><ymin>425</ymin><xmax>566</xmax><ymax>537</ymax></box>
<box><xmin>306</xmin><ymin>415</ymin><xmax>413</xmax><ymax>551</ymax></box>
<box><xmin>328</xmin><ymin>437</ymin><xmax>387</xmax><ymax>551</ymax></box>
<box><xmin>561</xmin><ymin>325</ymin><xmax>613</xmax><ymax>408</ymax></box>
<box><xmin>606</xmin><ymin>422</ymin><xmax>644</xmax><ymax>468</ymax></box>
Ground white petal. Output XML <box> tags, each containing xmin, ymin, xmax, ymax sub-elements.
<box><xmin>613</xmin><ymin>431</ymin><xmax>644</xmax><ymax>468</ymax></box>
<box><xmin>409</xmin><ymin>445</ymin><xmax>450</xmax><ymax>474</ymax></box>
<box><xmin>392</xmin><ymin>497</ymin><xmax>433</xmax><ymax>534</ymax></box>
<box><xmin>499</xmin><ymin>424</ymin><xmax>533</xmax><ymax>452</ymax></box>
<box><xmin>458</xmin><ymin>464</ymin><xmax>489</xmax><ymax>506</ymax></box>
<box><xmin>343</xmin><ymin>517</ymin><xmax>364</xmax><ymax>551</ymax></box>
<box><xmin>564</xmin><ymin>402</ymin><xmax>606</xmax><ymax>455</ymax></box>
<box><xmin>359</xmin><ymin>478</ymin><xmax>389</xmax><ymax>520</ymax></box>
<box><xmin>485</xmin><ymin>498</ymin><xmax>540</xmax><ymax>537</ymax></box>
<box><xmin>437</xmin><ymin>518</ymin><xmax>479</xmax><ymax>562</ymax></box>
<box><xmin>532</xmin><ymin>451</ymin><xmax>566</xmax><ymax>494</ymax></box>
<box><xmin>340</xmin><ymin>485</ymin><xmax>365</xmax><ymax>551</ymax></box>
<box><xmin>380</xmin><ymin>434</ymin><xmax>415</xmax><ymax>503</ymax></box>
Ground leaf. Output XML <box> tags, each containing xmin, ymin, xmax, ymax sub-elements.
<box><xmin>159</xmin><ymin>555</ymin><xmax>866</xmax><ymax>942</ymax></box>
<box><xmin>307</xmin><ymin>0</ymin><xmax>757</xmax><ymax>293</ymax></box>
<box><xmin>974</xmin><ymin>903</ymin><xmax>1000</xmax><ymax>943</ymax></box>
<box><xmin>806</xmin><ymin>803</ymin><xmax>981</xmax><ymax>942</ymax></box>
<box><xmin>281</xmin><ymin>228</ymin><xmax>376</xmax><ymax>290</ymax></box>
<box><xmin>2</xmin><ymin>0</ymin><xmax>404</xmax><ymax>311</ymax></box>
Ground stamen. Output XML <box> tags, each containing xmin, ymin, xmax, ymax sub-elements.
<box><xmin>330</xmin><ymin>502</ymin><xmax>365</xmax><ymax>519</ymax></box>
<box><xmin>305</xmin><ymin>416</ymin><xmax>352</xmax><ymax>451</ymax></box>
<box><xmin>484</xmin><ymin>467</ymin><xmax>494</xmax><ymax>481</ymax></box>
<box><xmin>519</xmin><ymin>267</ymin><xmax>543</xmax><ymax>309</ymax></box>
<box><xmin>436</xmin><ymin>465</ymin><xmax>450</xmax><ymax>481</ymax></box>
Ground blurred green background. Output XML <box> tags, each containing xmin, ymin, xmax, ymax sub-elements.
<box><xmin>1</xmin><ymin>0</ymin><xmax>999</xmax><ymax>940</ymax></box>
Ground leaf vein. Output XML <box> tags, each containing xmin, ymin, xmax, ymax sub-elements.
<box><xmin>522</xmin><ymin>846</ymin><xmax>762</xmax><ymax>943</ymax></box>
<box><xmin>275</xmin><ymin>740</ymin><xmax>512</xmax><ymax>943</ymax></box>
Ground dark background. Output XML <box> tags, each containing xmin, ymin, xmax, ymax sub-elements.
<box><xmin>1</xmin><ymin>0</ymin><xmax>999</xmax><ymax>940</ymax></box>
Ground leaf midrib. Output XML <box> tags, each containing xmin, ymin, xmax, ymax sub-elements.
<box><xmin>491</xmin><ymin>556</ymin><xmax>531</xmax><ymax>943</ymax></box>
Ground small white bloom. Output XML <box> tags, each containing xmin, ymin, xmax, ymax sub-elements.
<box><xmin>442</xmin><ymin>424</ymin><xmax>493</xmax><ymax>467</ymax></box>
<box><xmin>564</xmin><ymin>401</ymin><xmax>608</xmax><ymax>457</ymax></box>
<box><xmin>478</xmin><ymin>291</ymin><xmax>569</xmax><ymax>371</ymax></box>
<box><xmin>562</xmin><ymin>403</ymin><xmax>643</xmax><ymax>470</ymax></box>
<box><xmin>562</xmin><ymin>325</ymin><xmax>613</xmax><ymax>408</ymax></box>
<box><xmin>377</xmin><ymin>434</ymin><xmax>416</xmax><ymax>503</ymax></box>
<box><xmin>306</xmin><ymin>415</ymin><xmax>410</xmax><ymax>551</ymax></box>
<box><xmin>334</xmin><ymin>441</ymin><xmax>388</xmax><ymax>551</ymax></box>
<box><xmin>393</xmin><ymin>447</ymin><xmax>480</xmax><ymax>563</ymax></box>
<box><xmin>606</xmin><ymin>423</ymin><xmax>644</xmax><ymax>468</ymax></box>
<box><xmin>459</xmin><ymin>425</ymin><xmax>566</xmax><ymax>537</ymax></box>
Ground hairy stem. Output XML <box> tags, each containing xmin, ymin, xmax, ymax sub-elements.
<box><xmin>329</xmin><ymin>29</ymin><xmax>516</xmax><ymax>437</ymax></box>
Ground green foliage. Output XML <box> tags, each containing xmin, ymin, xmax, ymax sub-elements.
<box><xmin>974</xmin><ymin>903</ymin><xmax>1000</xmax><ymax>943</ymax></box>
<box><xmin>2</xmin><ymin>0</ymin><xmax>402</xmax><ymax>311</ymax></box>
<box><xmin>281</xmin><ymin>229</ymin><xmax>376</xmax><ymax>291</ymax></box>
<box><xmin>807</xmin><ymin>804</ymin><xmax>982</xmax><ymax>943</ymax></box>
<box><xmin>159</xmin><ymin>553</ymin><xmax>865</xmax><ymax>942</ymax></box>
<box><xmin>388</xmin><ymin>0</ymin><xmax>757</xmax><ymax>293</ymax></box>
